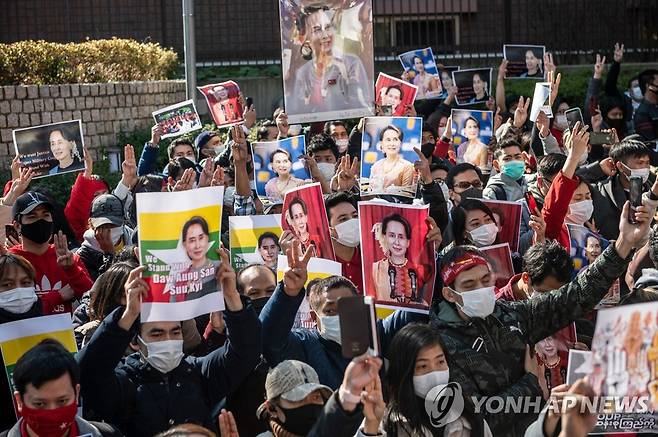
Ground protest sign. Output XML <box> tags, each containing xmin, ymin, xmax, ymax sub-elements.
<box><xmin>529</xmin><ymin>82</ymin><xmax>553</xmax><ymax>122</ymax></box>
<box><xmin>153</xmin><ymin>99</ymin><xmax>202</xmax><ymax>139</ymax></box>
<box><xmin>481</xmin><ymin>243</ymin><xmax>515</xmax><ymax>289</ymax></box>
<box><xmin>359</xmin><ymin>201</ymin><xmax>435</xmax><ymax>313</ymax></box>
<box><xmin>439</xmin><ymin>65</ymin><xmax>459</xmax><ymax>90</ymax></box>
<box><xmin>198</xmin><ymin>81</ymin><xmax>244</xmax><ymax>128</ymax></box>
<box><xmin>567</xmin><ymin>349</ymin><xmax>593</xmax><ymax>385</ymax></box>
<box><xmin>535</xmin><ymin>323</ymin><xmax>577</xmax><ymax>391</ymax></box>
<box><xmin>229</xmin><ymin>215</ymin><xmax>282</xmax><ymax>270</ymax></box>
<box><xmin>375</xmin><ymin>73</ymin><xmax>418</xmax><ymax>115</ymax></box>
<box><xmin>360</xmin><ymin>116</ymin><xmax>422</xmax><ymax>198</ymax></box>
<box><xmin>451</xmin><ymin>109</ymin><xmax>493</xmax><ymax>170</ymax></box>
<box><xmin>13</xmin><ymin>120</ymin><xmax>85</xmax><ymax>178</ymax></box>
<box><xmin>398</xmin><ymin>47</ymin><xmax>443</xmax><ymax>99</ymax></box>
<box><xmin>503</xmin><ymin>45</ymin><xmax>546</xmax><ymax>79</ymax></box>
<box><xmin>278</xmin><ymin>0</ymin><xmax>374</xmax><ymax>123</ymax></box>
<box><xmin>136</xmin><ymin>186</ymin><xmax>224</xmax><ymax>322</ymax></box>
<box><xmin>452</xmin><ymin>68</ymin><xmax>492</xmax><ymax>106</ymax></box>
<box><xmin>480</xmin><ymin>199</ymin><xmax>523</xmax><ymax>252</ymax></box>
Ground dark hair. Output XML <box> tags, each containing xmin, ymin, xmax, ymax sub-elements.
<box><xmin>450</xmin><ymin>199</ymin><xmax>496</xmax><ymax>246</ymax></box>
<box><xmin>600</xmin><ymin>95</ymin><xmax>627</xmax><ymax>120</ymax></box>
<box><xmin>493</xmin><ymin>138</ymin><xmax>522</xmax><ymax>161</ymax></box>
<box><xmin>430</xmin><ymin>162</ymin><xmax>450</xmax><ymax>175</ymax></box>
<box><xmin>236</xmin><ymin>263</ymin><xmax>277</xmax><ymax>295</ymax></box>
<box><xmin>89</xmin><ymin>262</ymin><xmax>133</xmax><ymax>322</ymax></box>
<box><xmin>537</xmin><ymin>153</ymin><xmax>567</xmax><ymax>179</ymax></box>
<box><xmin>269</xmin><ymin>148</ymin><xmax>292</xmax><ymax>164</ymax></box>
<box><xmin>0</xmin><ymin>253</ymin><xmax>35</xmax><ymax>284</ymax></box>
<box><xmin>463</xmin><ymin>116</ymin><xmax>480</xmax><ymax>131</ymax></box>
<box><xmin>638</xmin><ymin>69</ymin><xmax>658</xmax><ymax>94</ymax></box>
<box><xmin>114</xmin><ymin>245</ymin><xmax>140</xmax><ymax>265</ymax></box>
<box><xmin>385</xmin><ymin>85</ymin><xmax>404</xmax><ymax>100</ymax></box>
<box><xmin>381</xmin><ymin>213</ymin><xmax>411</xmax><ymax>239</ymax></box>
<box><xmin>167</xmin><ymin>138</ymin><xmax>196</xmax><ymax>160</ymax></box>
<box><xmin>30</xmin><ymin>187</ymin><xmax>79</xmax><ymax>246</ymax></box>
<box><xmin>307</xmin><ymin>133</ymin><xmax>339</xmax><ymax>160</ymax></box>
<box><xmin>154</xmin><ymin>423</ymin><xmax>216</xmax><ymax>437</ymax></box>
<box><xmin>258</xmin><ymin>231</ymin><xmax>280</xmax><ymax>248</ymax></box>
<box><xmin>378</xmin><ymin>125</ymin><xmax>404</xmax><ymax>143</ymax></box>
<box><xmin>167</xmin><ymin>156</ymin><xmax>197</xmax><ymax>181</ymax></box>
<box><xmin>323</xmin><ymin>120</ymin><xmax>347</xmax><ymax>135</ymax></box>
<box><xmin>288</xmin><ymin>197</ymin><xmax>308</xmax><ymax>215</ymax></box>
<box><xmin>182</xmin><ymin>216</ymin><xmax>210</xmax><ymax>241</ymax></box>
<box><xmin>446</xmin><ymin>163</ymin><xmax>482</xmax><ymax>189</ymax></box>
<box><xmin>308</xmin><ymin>275</ymin><xmax>357</xmax><ymax>311</ymax></box>
<box><xmin>609</xmin><ymin>136</ymin><xmax>650</xmax><ymax>164</ymax></box>
<box><xmin>324</xmin><ymin>191</ymin><xmax>357</xmax><ymax>223</ymax></box>
<box><xmin>422</xmin><ymin>125</ymin><xmax>437</xmax><ymax>140</ymax></box>
<box><xmin>13</xmin><ymin>339</ymin><xmax>79</xmax><ymax>396</ymax></box>
<box><xmin>257</xmin><ymin>120</ymin><xmax>277</xmax><ymax>141</ymax></box>
<box><xmin>522</xmin><ymin>240</ymin><xmax>573</xmax><ymax>286</ymax></box>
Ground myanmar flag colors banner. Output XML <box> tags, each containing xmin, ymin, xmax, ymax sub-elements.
<box><xmin>136</xmin><ymin>186</ymin><xmax>224</xmax><ymax>322</ymax></box>
<box><xmin>0</xmin><ymin>314</ymin><xmax>76</xmax><ymax>418</ymax></box>
<box><xmin>229</xmin><ymin>214</ymin><xmax>282</xmax><ymax>270</ymax></box>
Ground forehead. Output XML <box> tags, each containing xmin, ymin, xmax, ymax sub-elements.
<box><xmin>1</xmin><ymin>263</ymin><xmax>30</xmax><ymax>280</ymax></box>
<box><xmin>174</xmin><ymin>144</ymin><xmax>193</xmax><ymax>153</ymax></box>
<box><xmin>260</xmin><ymin>236</ymin><xmax>277</xmax><ymax>246</ymax></box>
<box><xmin>24</xmin><ymin>373</ymin><xmax>75</xmax><ymax>398</ymax></box>
<box><xmin>385</xmin><ymin>220</ymin><xmax>405</xmax><ymax>233</ymax></box>
<box><xmin>330</xmin><ymin>124</ymin><xmax>347</xmax><ymax>134</ymax></box>
<box><xmin>142</xmin><ymin>321</ymin><xmax>181</xmax><ymax>333</ymax></box>
<box><xmin>324</xmin><ymin>286</ymin><xmax>354</xmax><ymax>302</ymax></box>
<box><xmin>309</xmin><ymin>10</ymin><xmax>330</xmax><ymax>25</ymax></box>
<box><xmin>273</xmin><ymin>152</ymin><xmax>289</xmax><ymax>160</ymax></box>
<box><xmin>501</xmin><ymin>145</ymin><xmax>522</xmax><ymax>156</ymax></box>
<box><xmin>454</xmin><ymin>169</ymin><xmax>480</xmax><ymax>182</ymax></box>
<box><xmin>240</xmin><ymin>266</ymin><xmax>276</xmax><ymax>287</ymax></box>
<box><xmin>574</xmin><ymin>182</ymin><xmax>591</xmax><ymax>195</ymax></box>
<box><xmin>330</xmin><ymin>201</ymin><xmax>356</xmax><ymax>217</ymax></box>
<box><xmin>455</xmin><ymin>264</ymin><xmax>490</xmax><ymax>285</ymax></box>
<box><xmin>466</xmin><ymin>209</ymin><xmax>489</xmax><ymax>221</ymax></box>
<box><xmin>290</xmin><ymin>203</ymin><xmax>305</xmax><ymax>214</ymax></box>
<box><xmin>386</xmin><ymin>88</ymin><xmax>401</xmax><ymax>96</ymax></box>
<box><xmin>49</xmin><ymin>130</ymin><xmax>65</xmax><ymax>140</ymax></box>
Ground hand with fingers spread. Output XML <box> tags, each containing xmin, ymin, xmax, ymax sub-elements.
<box><xmin>334</xmin><ymin>154</ymin><xmax>359</xmax><ymax>192</ymax></box>
<box><xmin>121</xmin><ymin>144</ymin><xmax>138</xmax><ymax>189</ymax></box>
<box><xmin>218</xmin><ymin>409</ymin><xmax>240</xmax><ymax>437</ymax></box>
<box><xmin>544</xmin><ymin>52</ymin><xmax>556</xmax><ymax>77</ymax></box>
<box><xmin>362</xmin><ymin>373</ymin><xmax>386</xmax><ymax>435</ymax></box>
<box><xmin>4</xmin><ymin>167</ymin><xmax>34</xmax><ymax>206</ymax></box>
<box><xmin>613</xmin><ymin>42</ymin><xmax>624</xmax><ymax>63</ymax></box>
<box><xmin>10</xmin><ymin>155</ymin><xmax>21</xmax><ymax>181</ymax></box>
<box><xmin>513</xmin><ymin>96</ymin><xmax>531</xmax><ymax>128</ymax></box>
<box><xmin>547</xmin><ymin>71</ymin><xmax>561</xmax><ymax>106</ymax></box>
<box><xmin>54</xmin><ymin>231</ymin><xmax>73</xmax><ymax>268</ymax></box>
<box><xmin>535</xmin><ymin>110</ymin><xmax>551</xmax><ymax>138</ymax></box>
<box><xmin>119</xmin><ymin>266</ymin><xmax>148</xmax><ymax>331</ymax></box>
<box><xmin>216</xmin><ymin>248</ymin><xmax>242</xmax><ymax>311</ymax></box>
<box><xmin>282</xmin><ymin>240</ymin><xmax>313</xmax><ymax>297</ymax></box>
<box><xmin>171</xmin><ymin>168</ymin><xmax>196</xmax><ymax>192</ymax></box>
<box><xmin>83</xmin><ymin>147</ymin><xmax>94</xmax><ymax>179</ymax></box>
<box><xmin>593</xmin><ymin>54</ymin><xmax>606</xmax><ymax>79</ymax></box>
<box><xmin>413</xmin><ymin>147</ymin><xmax>432</xmax><ymax>184</ymax></box>
<box><xmin>198</xmin><ymin>156</ymin><xmax>215</xmax><ymax>188</ymax></box>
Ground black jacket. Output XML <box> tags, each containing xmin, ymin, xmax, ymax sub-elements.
<box><xmin>592</xmin><ymin>174</ymin><xmax>651</xmax><ymax>241</ymax></box>
<box><xmin>77</xmin><ymin>296</ymin><xmax>261</xmax><ymax>437</ymax></box>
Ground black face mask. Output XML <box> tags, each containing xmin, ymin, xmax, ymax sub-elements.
<box><xmin>251</xmin><ymin>296</ymin><xmax>270</xmax><ymax>316</ymax></box>
<box><xmin>421</xmin><ymin>142</ymin><xmax>435</xmax><ymax>159</ymax></box>
<box><xmin>20</xmin><ymin>219</ymin><xmax>53</xmax><ymax>244</ymax></box>
<box><xmin>459</xmin><ymin>187</ymin><xmax>483</xmax><ymax>200</ymax></box>
<box><xmin>280</xmin><ymin>403</ymin><xmax>324</xmax><ymax>435</ymax></box>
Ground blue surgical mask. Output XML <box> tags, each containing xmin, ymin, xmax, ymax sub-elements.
<box><xmin>501</xmin><ymin>160</ymin><xmax>526</xmax><ymax>180</ymax></box>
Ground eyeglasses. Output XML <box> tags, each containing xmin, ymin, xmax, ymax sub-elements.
<box><xmin>454</xmin><ymin>180</ymin><xmax>483</xmax><ymax>190</ymax></box>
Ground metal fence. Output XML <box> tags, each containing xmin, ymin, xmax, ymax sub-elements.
<box><xmin>1</xmin><ymin>0</ymin><xmax>657</xmax><ymax>66</ymax></box>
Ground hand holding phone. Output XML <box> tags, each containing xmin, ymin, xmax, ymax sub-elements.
<box><xmin>338</xmin><ymin>296</ymin><xmax>379</xmax><ymax>358</ymax></box>
<box><xmin>628</xmin><ymin>176</ymin><xmax>643</xmax><ymax>224</ymax></box>
<box><xmin>565</xmin><ymin>108</ymin><xmax>584</xmax><ymax>132</ymax></box>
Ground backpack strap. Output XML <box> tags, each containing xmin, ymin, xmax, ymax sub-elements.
<box><xmin>490</xmin><ymin>184</ymin><xmax>507</xmax><ymax>201</ymax></box>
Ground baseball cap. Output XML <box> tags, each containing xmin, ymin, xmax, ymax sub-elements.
<box><xmin>12</xmin><ymin>192</ymin><xmax>53</xmax><ymax>219</ymax></box>
<box><xmin>89</xmin><ymin>194</ymin><xmax>124</xmax><ymax>228</ymax></box>
<box><xmin>256</xmin><ymin>360</ymin><xmax>332</xmax><ymax>419</ymax></box>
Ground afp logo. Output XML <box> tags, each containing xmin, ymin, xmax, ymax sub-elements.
<box><xmin>424</xmin><ymin>382</ymin><xmax>465</xmax><ymax>428</ymax></box>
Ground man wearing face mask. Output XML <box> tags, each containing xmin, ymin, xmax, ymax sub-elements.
<box><xmin>77</xmin><ymin>194</ymin><xmax>133</xmax><ymax>279</ymax></box>
<box><xmin>306</xmin><ymin>133</ymin><xmax>339</xmax><ymax>193</ymax></box>
<box><xmin>324</xmin><ymin>120</ymin><xmax>352</xmax><ymax>157</ymax></box>
<box><xmin>9</xmin><ymin>192</ymin><xmax>93</xmax><ymax>315</ymax></box>
<box><xmin>484</xmin><ymin>138</ymin><xmax>529</xmax><ymax>202</ymax></box>
<box><xmin>633</xmin><ymin>69</ymin><xmax>658</xmax><ymax>146</ymax></box>
<box><xmin>325</xmin><ymin>193</ymin><xmax>363</xmax><ymax>292</ymax></box>
<box><xmin>592</xmin><ymin>137</ymin><xmax>653</xmax><ymax>240</ymax></box>
<box><xmin>434</xmin><ymin>199</ymin><xmax>652</xmax><ymax>436</ymax></box>
<box><xmin>77</xmin><ymin>254</ymin><xmax>261</xmax><ymax>436</ymax></box>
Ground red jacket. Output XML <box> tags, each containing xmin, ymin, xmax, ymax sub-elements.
<box><xmin>542</xmin><ymin>171</ymin><xmax>580</xmax><ymax>250</ymax></box>
<box><xmin>433</xmin><ymin>139</ymin><xmax>457</xmax><ymax>165</ymax></box>
<box><xmin>9</xmin><ymin>244</ymin><xmax>93</xmax><ymax>315</ymax></box>
<box><xmin>64</xmin><ymin>173</ymin><xmax>109</xmax><ymax>243</ymax></box>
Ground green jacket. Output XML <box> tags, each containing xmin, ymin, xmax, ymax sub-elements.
<box><xmin>430</xmin><ymin>244</ymin><xmax>632</xmax><ymax>437</ymax></box>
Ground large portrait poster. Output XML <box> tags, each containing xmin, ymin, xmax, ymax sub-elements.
<box><xmin>229</xmin><ymin>214</ymin><xmax>282</xmax><ymax>270</ymax></box>
<box><xmin>480</xmin><ymin>243</ymin><xmax>514</xmax><ymax>289</ymax></box>
<box><xmin>398</xmin><ymin>47</ymin><xmax>444</xmax><ymax>99</ymax></box>
<box><xmin>13</xmin><ymin>120</ymin><xmax>85</xmax><ymax>178</ymax></box>
<box><xmin>198</xmin><ymin>81</ymin><xmax>244</xmax><ymax>128</ymax></box>
<box><xmin>136</xmin><ymin>186</ymin><xmax>224</xmax><ymax>322</ymax></box>
<box><xmin>503</xmin><ymin>44</ymin><xmax>546</xmax><ymax>79</ymax></box>
<box><xmin>451</xmin><ymin>109</ymin><xmax>493</xmax><ymax>170</ymax></box>
<box><xmin>358</xmin><ymin>201</ymin><xmax>435</xmax><ymax>313</ymax></box>
<box><xmin>452</xmin><ymin>68</ymin><xmax>492</xmax><ymax>106</ymax></box>
<box><xmin>480</xmin><ymin>199</ymin><xmax>522</xmax><ymax>253</ymax></box>
<box><xmin>279</xmin><ymin>0</ymin><xmax>375</xmax><ymax>123</ymax></box>
<box><xmin>253</xmin><ymin>135</ymin><xmax>311</xmax><ymax>203</ymax></box>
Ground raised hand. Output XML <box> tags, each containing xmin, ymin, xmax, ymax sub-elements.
<box><xmin>413</xmin><ymin>147</ymin><xmax>432</xmax><ymax>184</ymax></box>
<box><xmin>613</xmin><ymin>42</ymin><xmax>624</xmax><ymax>63</ymax></box>
<box><xmin>198</xmin><ymin>155</ymin><xmax>215</xmax><ymax>188</ymax></box>
<box><xmin>83</xmin><ymin>147</ymin><xmax>93</xmax><ymax>178</ymax></box>
<box><xmin>340</xmin><ymin>355</ymin><xmax>383</xmax><ymax>412</ymax></box>
<box><xmin>150</xmin><ymin>124</ymin><xmax>162</xmax><ymax>146</ymax></box>
<box><xmin>230</xmin><ymin>124</ymin><xmax>247</xmax><ymax>146</ymax></box>
<box><xmin>218</xmin><ymin>409</ymin><xmax>240</xmax><ymax>437</ymax></box>
<box><xmin>618</xmin><ymin>202</ymin><xmax>653</xmax><ymax>254</ymax></box>
<box><xmin>544</xmin><ymin>52</ymin><xmax>556</xmax><ymax>77</ymax></box>
<box><xmin>513</xmin><ymin>96</ymin><xmax>531</xmax><ymax>128</ymax></box>
<box><xmin>119</xmin><ymin>266</ymin><xmax>148</xmax><ymax>331</ymax></box>
<box><xmin>565</xmin><ymin>121</ymin><xmax>590</xmax><ymax>160</ymax></box>
<box><xmin>216</xmin><ymin>248</ymin><xmax>241</xmax><ymax>311</ymax></box>
<box><xmin>535</xmin><ymin>110</ymin><xmax>551</xmax><ymax>138</ymax></box>
<box><xmin>282</xmin><ymin>240</ymin><xmax>312</xmax><ymax>297</ymax></box>
<box><xmin>498</xmin><ymin>59</ymin><xmax>508</xmax><ymax>80</ymax></box>
<box><xmin>529</xmin><ymin>207</ymin><xmax>546</xmax><ymax>243</ymax></box>
<box><xmin>276</xmin><ymin>111</ymin><xmax>289</xmax><ymax>138</ymax></box>
<box><xmin>426</xmin><ymin>217</ymin><xmax>442</xmax><ymax>252</ymax></box>
<box><xmin>243</xmin><ymin>104</ymin><xmax>257</xmax><ymax>129</ymax></box>
<box><xmin>361</xmin><ymin>373</ymin><xmax>386</xmax><ymax>435</ymax></box>
<box><xmin>593</xmin><ymin>54</ymin><xmax>606</xmax><ymax>79</ymax></box>
<box><xmin>171</xmin><ymin>168</ymin><xmax>196</xmax><ymax>192</ymax></box>
<box><xmin>121</xmin><ymin>144</ymin><xmax>138</xmax><ymax>189</ymax></box>
<box><xmin>210</xmin><ymin>166</ymin><xmax>225</xmax><ymax>187</ymax></box>
<box><xmin>493</xmin><ymin>107</ymin><xmax>503</xmax><ymax>133</ymax></box>
<box><xmin>335</xmin><ymin>154</ymin><xmax>359</xmax><ymax>192</ymax></box>
<box><xmin>10</xmin><ymin>155</ymin><xmax>21</xmax><ymax>181</ymax></box>
<box><xmin>599</xmin><ymin>157</ymin><xmax>617</xmax><ymax>177</ymax></box>
<box><xmin>591</xmin><ymin>106</ymin><xmax>603</xmax><ymax>132</ymax></box>
<box><xmin>547</xmin><ymin>70</ymin><xmax>561</xmax><ymax>106</ymax></box>
<box><xmin>444</xmin><ymin>115</ymin><xmax>453</xmax><ymax>140</ymax></box>
<box><xmin>4</xmin><ymin>167</ymin><xmax>34</xmax><ymax>206</ymax></box>
<box><xmin>54</xmin><ymin>231</ymin><xmax>73</xmax><ymax>268</ymax></box>
<box><xmin>559</xmin><ymin>379</ymin><xmax>597</xmax><ymax>437</ymax></box>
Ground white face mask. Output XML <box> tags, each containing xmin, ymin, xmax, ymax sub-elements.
<box><xmin>224</xmin><ymin>186</ymin><xmax>236</xmax><ymax>207</ymax></box>
<box><xmin>185</xmin><ymin>156</ymin><xmax>197</xmax><ymax>165</ymax></box>
<box><xmin>0</xmin><ymin>286</ymin><xmax>37</xmax><ymax>314</ymax></box>
<box><xmin>110</xmin><ymin>226</ymin><xmax>124</xmax><ymax>245</ymax></box>
<box><xmin>468</xmin><ymin>223</ymin><xmax>498</xmax><ymax>247</ymax></box>
<box><xmin>319</xmin><ymin>315</ymin><xmax>341</xmax><ymax>345</ymax></box>
<box><xmin>139</xmin><ymin>337</ymin><xmax>184</xmax><ymax>374</ymax></box>
<box><xmin>631</xmin><ymin>86</ymin><xmax>643</xmax><ymax>101</ymax></box>
<box><xmin>317</xmin><ymin>162</ymin><xmax>336</xmax><ymax>182</ymax></box>
<box><xmin>578</xmin><ymin>150</ymin><xmax>588</xmax><ymax>166</ymax></box>
<box><xmin>566</xmin><ymin>199</ymin><xmax>594</xmax><ymax>225</ymax></box>
<box><xmin>332</xmin><ymin>218</ymin><xmax>360</xmax><ymax>248</ymax></box>
<box><xmin>335</xmin><ymin>139</ymin><xmax>349</xmax><ymax>153</ymax></box>
<box><xmin>554</xmin><ymin>114</ymin><xmax>568</xmax><ymax>130</ymax></box>
<box><xmin>453</xmin><ymin>286</ymin><xmax>496</xmax><ymax>319</ymax></box>
<box><xmin>413</xmin><ymin>369</ymin><xmax>450</xmax><ymax>398</ymax></box>
<box><xmin>625</xmin><ymin>164</ymin><xmax>650</xmax><ymax>184</ymax></box>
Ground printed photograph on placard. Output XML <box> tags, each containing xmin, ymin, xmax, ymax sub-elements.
<box><xmin>358</xmin><ymin>201</ymin><xmax>435</xmax><ymax>313</ymax></box>
<box><xmin>229</xmin><ymin>214</ymin><xmax>282</xmax><ymax>270</ymax></box>
<box><xmin>439</xmin><ymin>65</ymin><xmax>460</xmax><ymax>90</ymax></box>
<box><xmin>252</xmin><ymin>135</ymin><xmax>311</xmax><ymax>203</ymax></box>
<box><xmin>153</xmin><ymin>99</ymin><xmax>202</xmax><ymax>139</ymax></box>
<box><xmin>279</xmin><ymin>0</ymin><xmax>375</xmax><ymax>123</ymax></box>
<box><xmin>198</xmin><ymin>80</ymin><xmax>244</xmax><ymax>128</ymax></box>
<box><xmin>535</xmin><ymin>324</ymin><xmax>577</xmax><ymax>391</ymax></box>
<box><xmin>136</xmin><ymin>186</ymin><xmax>224</xmax><ymax>322</ymax></box>
<box><xmin>13</xmin><ymin>120</ymin><xmax>85</xmax><ymax>178</ymax></box>
<box><xmin>503</xmin><ymin>44</ymin><xmax>546</xmax><ymax>79</ymax></box>
<box><xmin>451</xmin><ymin>109</ymin><xmax>493</xmax><ymax>170</ymax></box>
<box><xmin>480</xmin><ymin>243</ymin><xmax>514</xmax><ymax>289</ymax></box>
<box><xmin>566</xmin><ymin>349</ymin><xmax>592</xmax><ymax>385</ymax></box>
<box><xmin>398</xmin><ymin>47</ymin><xmax>443</xmax><ymax>99</ymax></box>
<box><xmin>375</xmin><ymin>73</ymin><xmax>418</xmax><ymax>116</ymax></box>
<box><xmin>360</xmin><ymin>116</ymin><xmax>422</xmax><ymax>198</ymax></box>
<box><xmin>452</xmin><ymin>68</ymin><xmax>492</xmax><ymax>106</ymax></box>
<box><xmin>281</xmin><ymin>182</ymin><xmax>335</xmax><ymax>261</ymax></box>
<box><xmin>480</xmin><ymin>199</ymin><xmax>522</xmax><ymax>253</ymax></box>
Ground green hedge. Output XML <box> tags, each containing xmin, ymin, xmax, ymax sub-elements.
<box><xmin>0</xmin><ymin>38</ymin><xmax>179</xmax><ymax>86</ymax></box>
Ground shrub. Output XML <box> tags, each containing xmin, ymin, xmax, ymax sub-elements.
<box><xmin>0</xmin><ymin>38</ymin><xmax>179</xmax><ymax>86</ymax></box>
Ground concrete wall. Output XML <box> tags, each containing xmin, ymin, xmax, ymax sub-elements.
<box><xmin>0</xmin><ymin>80</ymin><xmax>187</xmax><ymax>166</ymax></box>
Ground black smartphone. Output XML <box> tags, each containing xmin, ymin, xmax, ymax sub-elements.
<box><xmin>589</xmin><ymin>132</ymin><xmax>614</xmax><ymax>146</ymax></box>
<box><xmin>245</xmin><ymin>97</ymin><xmax>254</xmax><ymax>109</ymax></box>
<box><xmin>4</xmin><ymin>224</ymin><xmax>19</xmax><ymax>242</ymax></box>
<box><xmin>338</xmin><ymin>296</ymin><xmax>379</xmax><ymax>358</ymax></box>
<box><xmin>565</xmin><ymin>107</ymin><xmax>583</xmax><ymax>132</ymax></box>
<box><xmin>629</xmin><ymin>176</ymin><xmax>643</xmax><ymax>224</ymax></box>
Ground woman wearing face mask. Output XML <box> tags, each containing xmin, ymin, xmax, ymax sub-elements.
<box><xmin>265</xmin><ymin>149</ymin><xmax>307</xmax><ymax>202</ymax></box>
<box><xmin>448</xmin><ymin>199</ymin><xmax>499</xmax><ymax>250</ymax></box>
<box><xmin>456</xmin><ymin>116</ymin><xmax>488</xmax><ymax>169</ymax></box>
<box><xmin>0</xmin><ymin>254</ymin><xmax>41</xmax><ymax>430</ymax></box>
<box><xmin>549</xmin><ymin>100</ymin><xmax>570</xmax><ymax>147</ymax></box>
<box><xmin>368</xmin><ymin>125</ymin><xmax>416</xmax><ymax>195</ymax></box>
<box><xmin>358</xmin><ymin>323</ymin><xmax>492</xmax><ymax>437</ymax></box>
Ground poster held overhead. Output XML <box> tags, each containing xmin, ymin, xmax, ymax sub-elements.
<box><xmin>398</xmin><ymin>47</ymin><xmax>443</xmax><ymax>99</ymax></box>
<box><xmin>153</xmin><ymin>99</ymin><xmax>202</xmax><ymax>139</ymax></box>
<box><xmin>375</xmin><ymin>73</ymin><xmax>418</xmax><ymax>116</ymax></box>
<box><xmin>503</xmin><ymin>45</ymin><xmax>546</xmax><ymax>79</ymax></box>
<box><xmin>529</xmin><ymin>82</ymin><xmax>553</xmax><ymax>122</ymax></box>
<box><xmin>229</xmin><ymin>215</ymin><xmax>282</xmax><ymax>270</ymax></box>
<box><xmin>198</xmin><ymin>81</ymin><xmax>244</xmax><ymax>128</ymax></box>
<box><xmin>450</xmin><ymin>109</ymin><xmax>493</xmax><ymax>171</ymax></box>
<box><xmin>452</xmin><ymin>68</ymin><xmax>492</xmax><ymax>106</ymax></box>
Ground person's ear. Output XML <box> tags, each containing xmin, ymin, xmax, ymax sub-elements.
<box><xmin>442</xmin><ymin>286</ymin><xmax>456</xmax><ymax>303</ymax></box>
<box><xmin>521</xmin><ymin>272</ymin><xmax>530</xmax><ymax>285</ymax></box>
<box><xmin>492</xmin><ymin>160</ymin><xmax>501</xmax><ymax>172</ymax></box>
<box><xmin>12</xmin><ymin>221</ymin><xmax>20</xmax><ymax>235</ymax></box>
<box><xmin>13</xmin><ymin>392</ymin><xmax>23</xmax><ymax>412</ymax></box>
<box><xmin>75</xmin><ymin>384</ymin><xmax>81</xmax><ymax>404</ymax></box>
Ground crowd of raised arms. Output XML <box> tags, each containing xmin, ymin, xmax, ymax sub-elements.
<box><xmin>1</xmin><ymin>39</ymin><xmax>658</xmax><ymax>437</ymax></box>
